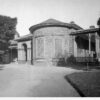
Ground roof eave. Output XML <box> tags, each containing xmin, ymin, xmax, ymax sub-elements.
<box><xmin>29</xmin><ymin>23</ymin><xmax>82</xmax><ymax>33</ymax></box>
<box><xmin>16</xmin><ymin>38</ymin><xmax>32</xmax><ymax>42</ymax></box>
<box><xmin>70</xmin><ymin>28</ymin><xmax>99</xmax><ymax>35</ymax></box>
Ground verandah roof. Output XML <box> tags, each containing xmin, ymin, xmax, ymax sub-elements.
<box><xmin>70</xmin><ymin>28</ymin><xmax>99</xmax><ymax>35</ymax></box>
<box><xmin>70</xmin><ymin>28</ymin><xmax>100</xmax><ymax>43</ymax></box>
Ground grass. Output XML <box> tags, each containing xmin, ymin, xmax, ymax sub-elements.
<box><xmin>65</xmin><ymin>71</ymin><xmax>100</xmax><ymax>97</ymax></box>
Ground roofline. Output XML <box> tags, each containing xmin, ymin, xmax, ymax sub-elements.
<box><xmin>29</xmin><ymin>23</ymin><xmax>83</xmax><ymax>33</ymax></box>
<box><xmin>15</xmin><ymin>37</ymin><xmax>32</xmax><ymax>42</ymax></box>
<box><xmin>70</xmin><ymin>28</ymin><xmax>99</xmax><ymax>35</ymax></box>
<box><xmin>9</xmin><ymin>45</ymin><xmax>17</xmax><ymax>49</ymax></box>
<box><xmin>15</xmin><ymin>34</ymin><xmax>32</xmax><ymax>42</ymax></box>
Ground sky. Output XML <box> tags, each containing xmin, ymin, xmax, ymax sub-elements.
<box><xmin>0</xmin><ymin>0</ymin><xmax>100</xmax><ymax>36</ymax></box>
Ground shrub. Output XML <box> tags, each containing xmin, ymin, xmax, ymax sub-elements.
<box><xmin>57</xmin><ymin>57</ymin><xmax>66</xmax><ymax>66</ymax></box>
<box><xmin>57</xmin><ymin>55</ymin><xmax>76</xmax><ymax>66</ymax></box>
<box><xmin>66</xmin><ymin>55</ymin><xmax>76</xmax><ymax>65</ymax></box>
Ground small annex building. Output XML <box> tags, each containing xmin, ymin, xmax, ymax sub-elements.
<box><xmin>16</xmin><ymin>19</ymin><xmax>100</xmax><ymax>65</ymax></box>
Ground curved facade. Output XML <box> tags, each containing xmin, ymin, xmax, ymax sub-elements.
<box><xmin>32</xmin><ymin>26</ymin><xmax>75</xmax><ymax>65</ymax></box>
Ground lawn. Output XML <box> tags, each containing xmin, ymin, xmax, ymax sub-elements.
<box><xmin>65</xmin><ymin>70</ymin><xmax>100</xmax><ymax>97</ymax></box>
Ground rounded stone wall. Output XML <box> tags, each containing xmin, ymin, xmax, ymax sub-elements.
<box><xmin>32</xmin><ymin>26</ymin><xmax>71</xmax><ymax>65</ymax></box>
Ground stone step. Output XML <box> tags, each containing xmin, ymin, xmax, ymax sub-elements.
<box><xmin>34</xmin><ymin>61</ymin><xmax>53</xmax><ymax>67</ymax></box>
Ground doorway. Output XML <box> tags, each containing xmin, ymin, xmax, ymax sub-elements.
<box><xmin>22</xmin><ymin>43</ymin><xmax>27</xmax><ymax>61</ymax></box>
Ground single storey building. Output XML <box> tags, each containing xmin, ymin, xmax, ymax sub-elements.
<box><xmin>15</xmin><ymin>19</ymin><xmax>100</xmax><ymax>65</ymax></box>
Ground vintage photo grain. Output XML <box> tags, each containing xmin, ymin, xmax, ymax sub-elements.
<box><xmin>0</xmin><ymin>0</ymin><xmax>100</xmax><ymax>97</ymax></box>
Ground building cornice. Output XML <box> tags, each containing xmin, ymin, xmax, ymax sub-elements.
<box><xmin>29</xmin><ymin>19</ymin><xmax>83</xmax><ymax>33</ymax></box>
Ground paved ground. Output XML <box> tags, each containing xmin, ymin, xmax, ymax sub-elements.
<box><xmin>0</xmin><ymin>63</ymin><xmax>81</xmax><ymax>97</ymax></box>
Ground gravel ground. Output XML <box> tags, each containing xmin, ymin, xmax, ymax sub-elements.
<box><xmin>0</xmin><ymin>63</ymin><xmax>80</xmax><ymax>97</ymax></box>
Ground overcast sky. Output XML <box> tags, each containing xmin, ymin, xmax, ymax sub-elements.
<box><xmin>0</xmin><ymin>0</ymin><xmax>100</xmax><ymax>36</ymax></box>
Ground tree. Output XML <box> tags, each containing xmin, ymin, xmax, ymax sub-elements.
<box><xmin>97</xmin><ymin>17</ymin><xmax>100</xmax><ymax>36</ymax></box>
<box><xmin>97</xmin><ymin>17</ymin><xmax>100</xmax><ymax>27</ymax></box>
<box><xmin>0</xmin><ymin>15</ymin><xmax>17</xmax><ymax>50</ymax></box>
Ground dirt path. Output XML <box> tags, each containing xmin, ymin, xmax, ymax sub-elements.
<box><xmin>0</xmin><ymin>63</ymin><xmax>80</xmax><ymax>97</ymax></box>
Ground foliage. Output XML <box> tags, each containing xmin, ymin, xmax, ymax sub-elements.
<box><xmin>57</xmin><ymin>55</ymin><xmax>76</xmax><ymax>66</ymax></box>
<box><xmin>57</xmin><ymin>57</ymin><xmax>66</xmax><ymax>66</ymax></box>
<box><xmin>97</xmin><ymin>17</ymin><xmax>100</xmax><ymax>26</ymax></box>
<box><xmin>0</xmin><ymin>15</ymin><xmax>17</xmax><ymax>50</ymax></box>
<box><xmin>66</xmin><ymin>55</ymin><xmax>76</xmax><ymax>65</ymax></box>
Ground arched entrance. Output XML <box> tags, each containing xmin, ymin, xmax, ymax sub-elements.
<box><xmin>22</xmin><ymin>43</ymin><xmax>27</xmax><ymax>61</ymax></box>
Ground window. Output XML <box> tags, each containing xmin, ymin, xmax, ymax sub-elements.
<box><xmin>55</xmin><ymin>38</ymin><xmax>62</xmax><ymax>58</ymax></box>
<box><xmin>36</xmin><ymin>37</ymin><xmax>44</xmax><ymax>58</ymax></box>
